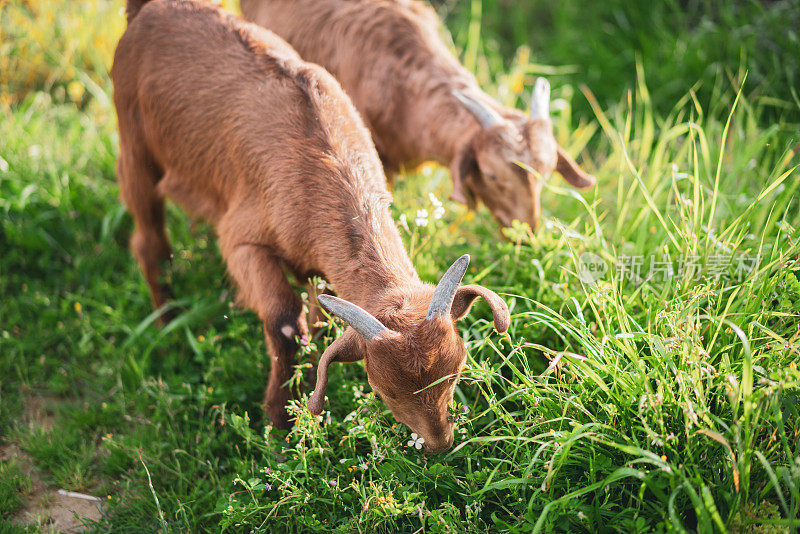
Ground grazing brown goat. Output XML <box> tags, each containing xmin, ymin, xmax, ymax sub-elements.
<box><xmin>113</xmin><ymin>0</ymin><xmax>510</xmax><ymax>452</ymax></box>
<box><xmin>240</xmin><ymin>0</ymin><xmax>597</xmax><ymax>230</ymax></box>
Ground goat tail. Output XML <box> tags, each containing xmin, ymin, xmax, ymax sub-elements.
<box><xmin>126</xmin><ymin>0</ymin><xmax>154</xmax><ymax>23</ymax></box>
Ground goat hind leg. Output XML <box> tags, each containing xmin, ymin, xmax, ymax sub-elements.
<box><xmin>117</xmin><ymin>148</ymin><xmax>174</xmax><ymax>321</ymax></box>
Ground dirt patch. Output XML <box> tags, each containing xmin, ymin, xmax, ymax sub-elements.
<box><xmin>22</xmin><ymin>392</ymin><xmax>55</xmax><ymax>432</ymax></box>
<box><xmin>1</xmin><ymin>394</ymin><xmax>104</xmax><ymax>532</ymax></box>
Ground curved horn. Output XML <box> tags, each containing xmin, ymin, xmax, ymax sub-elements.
<box><xmin>426</xmin><ymin>254</ymin><xmax>470</xmax><ymax>320</ymax></box>
<box><xmin>530</xmin><ymin>77</ymin><xmax>550</xmax><ymax>119</ymax></box>
<box><xmin>453</xmin><ymin>90</ymin><xmax>505</xmax><ymax>129</ymax></box>
<box><xmin>318</xmin><ymin>294</ymin><xmax>389</xmax><ymax>341</ymax></box>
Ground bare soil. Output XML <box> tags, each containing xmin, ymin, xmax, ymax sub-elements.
<box><xmin>1</xmin><ymin>394</ymin><xmax>103</xmax><ymax>532</ymax></box>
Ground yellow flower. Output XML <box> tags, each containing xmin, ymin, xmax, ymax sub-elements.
<box><xmin>660</xmin><ymin>455</ymin><xmax>667</xmax><ymax>462</ymax></box>
<box><xmin>790</xmin><ymin>361</ymin><xmax>797</xmax><ymax>370</ymax></box>
<box><xmin>74</xmin><ymin>302</ymin><xmax>82</xmax><ymax>314</ymax></box>
<box><xmin>67</xmin><ymin>80</ymin><xmax>85</xmax><ymax>104</ymax></box>
<box><xmin>511</xmin><ymin>72</ymin><xmax>525</xmax><ymax>95</ymax></box>
<box><xmin>198</xmin><ymin>335</ymin><xmax>205</xmax><ymax>342</ymax></box>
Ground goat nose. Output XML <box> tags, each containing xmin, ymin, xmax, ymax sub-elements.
<box><xmin>423</xmin><ymin>443</ymin><xmax>448</xmax><ymax>454</ymax></box>
<box><xmin>423</xmin><ymin>433</ymin><xmax>454</xmax><ymax>454</ymax></box>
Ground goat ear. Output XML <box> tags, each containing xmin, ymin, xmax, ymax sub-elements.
<box><xmin>556</xmin><ymin>145</ymin><xmax>596</xmax><ymax>190</ymax></box>
<box><xmin>308</xmin><ymin>328</ymin><xmax>365</xmax><ymax>415</ymax></box>
<box><xmin>451</xmin><ymin>284</ymin><xmax>510</xmax><ymax>333</ymax></box>
<box><xmin>449</xmin><ymin>144</ymin><xmax>477</xmax><ymax>206</ymax></box>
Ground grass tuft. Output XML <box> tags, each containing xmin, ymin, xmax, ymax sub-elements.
<box><xmin>1</xmin><ymin>0</ymin><xmax>798</xmax><ymax>532</ymax></box>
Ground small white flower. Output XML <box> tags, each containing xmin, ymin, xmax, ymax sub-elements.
<box><xmin>428</xmin><ymin>192</ymin><xmax>443</xmax><ymax>207</ymax></box>
<box><xmin>339</xmin><ymin>458</ymin><xmax>349</xmax><ymax>464</ymax></box>
<box><xmin>415</xmin><ymin>209</ymin><xmax>429</xmax><ymax>227</ymax></box>
<box><xmin>398</xmin><ymin>213</ymin><xmax>410</xmax><ymax>232</ymax></box>
<box><xmin>316</xmin><ymin>279</ymin><xmax>326</xmax><ymax>290</ymax></box>
<box><xmin>344</xmin><ymin>410</ymin><xmax>357</xmax><ymax>422</ymax></box>
<box><xmin>407</xmin><ymin>433</ymin><xmax>425</xmax><ymax>450</ymax></box>
<box><xmin>359</xmin><ymin>462</ymin><xmax>368</xmax><ymax>470</ymax></box>
<box><xmin>433</xmin><ymin>206</ymin><xmax>445</xmax><ymax>220</ymax></box>
<box><xmin>671</xmin><ymin>163</ymin><xmax>689</xmax><ymax>179</ymax></box>
<box><xmin>0</xmin><ymin>156</ymin><xmax>8</xmax><ymax>173</ymax></box>
<box><xmin>324</xmin><ymin>413</ymin><xmax>332</xmax><ymax>425</ymax></box>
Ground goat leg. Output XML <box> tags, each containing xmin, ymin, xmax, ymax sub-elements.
<box><xmin>222</xmin><ymin>242</ymin><xmax>308</xmax><ymax>429</ymax></box>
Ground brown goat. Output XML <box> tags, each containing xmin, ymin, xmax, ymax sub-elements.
<box><xmin>240</xmin><ymin>0</ymin><xmax>597</xmax><ymax>230</ymax></box>
<box><xmin>113</xmin><ymin>0</ymin><xmax>510</xmax><ymax>452</ymax></box>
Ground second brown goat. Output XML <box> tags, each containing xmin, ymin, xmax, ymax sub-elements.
<box><xmin>241</xmin><ymin>0</ymin><xmax>597</xmax><ymax>230</ymax></box>
<box><xmin>113</xmin><ymin>0</ymin><xmax>510</xmax><ymax>452</ymax></box>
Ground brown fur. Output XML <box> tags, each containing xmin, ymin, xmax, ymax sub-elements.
<box><xmin>113</xmin><ymin>0</ymin><xmax>509</xmax><ymax>451</ymax></box>
<box><xmin>240</xmin><ymin>0</ymin><xmax>596</xmax><ymax>230</ymax></box>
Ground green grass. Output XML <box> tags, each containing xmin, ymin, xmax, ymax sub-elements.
<box><xmin>0</xmin><ymin>460</ymin><xmax>30</xmax><ymax>519</ymax></box>
<box><xmin>1</xmin><ymin>0</ymin><xmax>799</xmax><ymax>532</ymax></box>
<box><xmin>440</xmin><ymin>0</ymin><xmax>800</xmax><ymax>123</ymax></box>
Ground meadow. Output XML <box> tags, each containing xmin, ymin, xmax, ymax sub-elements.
<box><xmin>1</xmin><ymin>0</ymin><xmax>799</xmax><ymax>532</ymax></box>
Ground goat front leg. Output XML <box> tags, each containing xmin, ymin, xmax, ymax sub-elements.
<box><xmin>223</xmin><ymin>243</ymin><xmax>307</xmax><ymax>430</ymax></box>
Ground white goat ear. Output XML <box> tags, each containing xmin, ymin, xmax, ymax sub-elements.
<box><xmin>530</xmin><ymin>78</ymin><xmax>550</xmax><ymax>119</ymax></box>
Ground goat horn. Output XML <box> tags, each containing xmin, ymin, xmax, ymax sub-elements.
<box><xmin>317</xmin><ymin>294</ymin><xmax>389</xmax><ymax>341</ymax></box>
<box><xmin>530</xmin><ymin>77</ymin><xmax>550</xmax><ymax>119</ymax></box>
<box><xmin>426</xmin><ymin>254</ymin><xmax>470</xmax><ymax>320</ymax></box>
<box><xmin>453</xmin><ymin>90</ymin><xmax>505</xmax><ymax>129</ymax></box>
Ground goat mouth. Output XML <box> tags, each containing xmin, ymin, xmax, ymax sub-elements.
<box><xmin>493</xmin><ymin>212</ymin><xmax>524</xmax><ymax>232</ymax></box>
<box><xmin>422</xmin><ymin>440</ymin><xmax>454</xmax><ymax>454</ymax></box>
